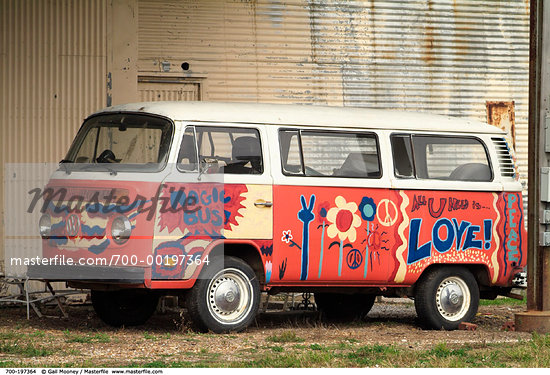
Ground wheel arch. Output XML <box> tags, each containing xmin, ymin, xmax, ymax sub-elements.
<box><xmin>415</xmin><ymin>263</ymin><xmax>490</xmax><ymax>293</ymax></box>
<box><xmin>207</xmin><ymin>241</ymin><xmax>266</xmax><ymax>286</ymax></box>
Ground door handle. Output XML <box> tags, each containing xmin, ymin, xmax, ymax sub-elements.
<box><xmin>254</xmin><ymin>199</ymin><xmax>273</xmax><ymax>208</ymax></box>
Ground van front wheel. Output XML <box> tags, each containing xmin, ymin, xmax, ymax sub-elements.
<box><xmin>414</xmin><ymin>267</ymin><xmax>479</xmax><ymax>330</ymax></box>
<box><xmin>186</xmin><ymin>256</ymin><xmax>260</xmax><ymax>333</ymax></box>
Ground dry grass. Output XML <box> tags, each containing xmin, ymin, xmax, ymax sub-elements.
<box><xmin>1</xmin><ymin>299</ymin><xmax>544</xmax><ymax>368</ymax></box>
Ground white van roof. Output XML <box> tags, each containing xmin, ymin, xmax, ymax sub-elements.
<box><xmin>95</xmin><ymin>101</ymin><xmax>504</xmax><ymax>135</ymax></box>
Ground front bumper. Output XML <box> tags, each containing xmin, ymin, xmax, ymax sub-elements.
<box><xmin>26</xmin><ymin>264</ymin><xmax>145</xmax><ymax>284</ymax></box>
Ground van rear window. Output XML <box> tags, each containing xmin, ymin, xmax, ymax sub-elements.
<box><xmin>391</xmin><ymin>134</ymin><xmax>492</xmax><ymax>182</ymax></box>
<box><xmin>279</xmin><ymin>130</ymin><xmax>381</xmax><ymax>178</ymax></box>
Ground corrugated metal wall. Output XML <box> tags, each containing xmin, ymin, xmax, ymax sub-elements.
<box><xmin>137</xmin><ymin>0</ymin><xmax>530</xmax><ymax>190</ymax></box>
<box><xmin>0</xmin><ymin>0</ymin><xmax>108</xmax><ymax>273</ymax></box>
<box><xmin>138</xmin><ymin>81</ymin><xmax>201</xmax><ymax>101</ymax></box>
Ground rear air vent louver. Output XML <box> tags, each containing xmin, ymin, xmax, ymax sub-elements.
<box><xmin>491</xmin><ymin>137</ymin><xmax>516</xmax><ymax>178</ymax></box>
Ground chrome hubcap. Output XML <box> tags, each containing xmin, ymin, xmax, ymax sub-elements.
<box><xmin>207</xmin><ymin>268</ymin><xmax>253</xmax><ymax>325</ymax></box>
<box><xmin>213</xmin><ymin>278</ymin><xmax>240</xmax><ymax>313</ymax></box>
<box><xmin>435</xmin><ymin>276</ymin><xmax>470</xmax><ymax>321</ymax></box>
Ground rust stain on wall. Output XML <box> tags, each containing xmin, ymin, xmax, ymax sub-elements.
<box><xmin>423</xmin><ymin>1</ymin><xmax>435</xmax><ymax>66</ymax></box>
<box><xmin>487</xmin><ymin>101</ymin><xmax>516</xmax><ymax>150</ymax></box>
<box><xmin>423</xmin><ymin>25</ymin><xmax>435</xmax><ymax>65</ymax></box>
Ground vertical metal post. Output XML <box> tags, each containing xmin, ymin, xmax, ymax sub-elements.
<box><xmin>515</xmin><ymin>0</ymin><xmax>550</xmax><ymax>332</ymax></box>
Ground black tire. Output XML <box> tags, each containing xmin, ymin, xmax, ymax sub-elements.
<box><xmin>91</xmin><ymin>289</ymin><xmax>159</xmax><ymax>327</ymax></box>
<box><xmin>186</xmin><ymin>256</ymin><xmax>260</xmax><ymax>333</ymax></box>
<box><xmin>414</xmin><ymin>266</ymin><xmax>479</xmax><ymax>330</ymax></box>
<box><xmin>315</xmin><ymin>292</ymin><xmax>376</xmax><ymax>321</ymax></box>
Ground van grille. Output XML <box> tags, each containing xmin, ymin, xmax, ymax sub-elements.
<box><xmin>491</xmin><ymin>137</ymin><xmax>516</xmax><ymax>178</ymax></box>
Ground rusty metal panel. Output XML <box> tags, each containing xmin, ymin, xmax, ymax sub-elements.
<box><xmin>0</xmin><ymin>0</ymin><xmax>108</xmax><ymax>275</ymax></box>
<box><xmin>487</xmin><ymin>101</ymin><xmax>516</xmax><ymax>150</ymax></box>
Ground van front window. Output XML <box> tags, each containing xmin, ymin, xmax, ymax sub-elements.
<box><xmin>63</xmin><ymin>113</ymin><xmax>173</xmax><ymax>172</ymax></box>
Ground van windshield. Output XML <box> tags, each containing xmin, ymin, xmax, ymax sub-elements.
<box><xmin>62</xmin><ymin>113</ymin><xmax>173</xmax><ymax>172</ymax></box>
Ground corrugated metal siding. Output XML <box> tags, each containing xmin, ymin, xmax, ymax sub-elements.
<box><xmin>138</xmin><ymin>82</ymin><xmax>200</xmax><ymax>101</ymax></box>
<box><xmin>3</xmin><ymin>163</ymin><xmax>58</xmax><ymax>279</ymax></box>
<box><xmin>0</xmin><ymin>0</ymin><xmax>108</xmax><ymax>274</ymax></box>
<box><xmin>137</xmin><ymin>0</ymin><xmax>529</xmax><ymax>195</ymax></box>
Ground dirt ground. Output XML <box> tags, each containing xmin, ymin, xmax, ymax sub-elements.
<box><xmin>0</xmin><ymin>296</ymin><xmax>532</xmax><ymax>367</ymax></box>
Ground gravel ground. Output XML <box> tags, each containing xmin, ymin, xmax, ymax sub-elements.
<box><xmin>0</xmin><ymin>296</ymin><xmax>531</xmax><ymax>367</ymax></box>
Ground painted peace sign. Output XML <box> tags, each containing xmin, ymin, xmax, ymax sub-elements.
<box><xmin>346</xmin><ymin>248</ymin><xmax>363</xmax><ymax>270</ymax></box>
<box><xmin>298</xmin><ymin>194</ymin><xmax>315</xmax><ymax>224</ymax></box>
<box><xmin>376</xmin><ymin>199</ymin><xmax>398</xmax><ymax>227</ymax></box>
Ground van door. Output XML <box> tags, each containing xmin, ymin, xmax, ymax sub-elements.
<box><xmin>152</xmin><ymin>123</ymin><xmax>273</xmax><ymax>280</ymax></box>
<box><xmin>269</xmin><ymin>127</ymin><xmax>394</xmax><ymax>284</ymax></box>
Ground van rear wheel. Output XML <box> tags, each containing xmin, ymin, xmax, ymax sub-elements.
<box><xmin>414</xmin><ymin>267</ymin><xmax>479</xmax><ymax>330</ymax></box>
<box><xmin>186</xmin><ymin>256</ymin><xmax>260</xmax><ymax>333</ymax></box>
<box><xmin>91</xmin><ymin>289</ymin><xmax>159</xmax><ymax>327</ymax></box>
<box><xmin>315</xmin><ymin>292</ymin><xmax>376</xmax><ymax>321</ymax></box>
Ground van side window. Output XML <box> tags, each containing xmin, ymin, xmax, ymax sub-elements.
<box><xmin>390</xmin><ymin>135</ymin><xmax>415</xmax><ymax>178</ymax></box>
<box><xmin>391</xmin><ymin>134</ymin><xmax>492</xmax><ymax>182</ymax></box>
<box><xmin>279</xmin><ymin>130</ymin><xmax>303</xmax><ymax>175</ymax></box>
<box><xmin>279</xmin><ymin>130</ymin><xmax>381</xmax><ymax>178</ymax></box>
<box><xmin>415</xmin><ymin>136</ymin><xmax>491</xmax><ymax>181</ymax></box>
<box><xmin>177</xmin><ymin>126</ymin><xmax>198</xmax><ymax>171</ymax></box>
<box><xmin>178</xmin><ymin>126</ymin><xmax>263</xmax><ymax>174</ymax></box>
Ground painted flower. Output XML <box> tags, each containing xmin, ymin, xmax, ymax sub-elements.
<box><xmin>317</xmin><ymin>201</ymin><xmax>331</xmax><ymax>223</ymax></box>
<box><xmin>281</xmin><ymin>230</ymin><xmax>293</xmax><ymax>244</ymax></box>
<box><xmin>359</xmin><ymin>196</ymin><xmax>377</xmax><ymax>221</ymax></box>
<box><xmin>326</xmin><ymin>196</ymin><xmax>362</xmax><ymax>242</ymax></box>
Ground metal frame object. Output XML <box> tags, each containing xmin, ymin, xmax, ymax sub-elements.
<box><xmin>0</xmin><ymin>278</ymin><xmax>82</xmax><ymax>319</ymax></box>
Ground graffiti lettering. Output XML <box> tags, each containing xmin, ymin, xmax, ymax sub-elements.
<box><xmin>410</xmin><ymin>195</ymin><xmax>447</xmax><ymax>218</ymax></box>
<box><xmin>448</xmin><ymin>198</ymin><xmax>469</xmax><ymax>212</ymax></box>
<box><xmin>504</xmin><ymin>194</ymin><xmax>521</xmax><ymax>267</ymax></box>
<box><xmin>411</xmin><ymin>195</ymin><xmax>427</xmax><ymax>212</ymax></box>
<box><xmin>158</xmin><ymin>184</ymin><xmax>248</xmax><ymax>237</ymax></box>
<box><xmin>407</xmin><ymin>218</ymin><xmax>493</xmax><ymax>264</ymax></box>
<box><xmin>184</xmin><ymin>207</ymin><xmax>223</xmax><ymax>227</ymax></box>
<box><xmin>471</xmin><ymin>201</ymin><xmax>489</xmax><ymax>210</ymax></box>
<box><xmin>428</xmin><ymin>198</ymin><xmax>447</xmax><ymax>218</ymax></box>
<box><xmin>172</xmin><ymin>188</ymin><xmax>227</xmax><ymax>230</ymax></box>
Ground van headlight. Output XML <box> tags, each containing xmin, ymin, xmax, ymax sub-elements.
<box><xmin>39</xmin><ymin>214</ymin><xmax>51</xmax><ymax>238</ymax></box>
<box><xmin>111</xmin><ymin>216</ymin><xmax>131</xmax><ymax>244</ymax></box>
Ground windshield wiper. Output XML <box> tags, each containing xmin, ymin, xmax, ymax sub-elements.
<box><xmin>78</xmin><ymin>164</ymin><xmax>118</xmax><ymax>176</ymax></box>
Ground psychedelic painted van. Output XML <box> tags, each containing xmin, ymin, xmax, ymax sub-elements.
<box><xmin>31</xmin><ymin>102</ymin><xmax>526</xmax><ymax>332</ymax></box>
